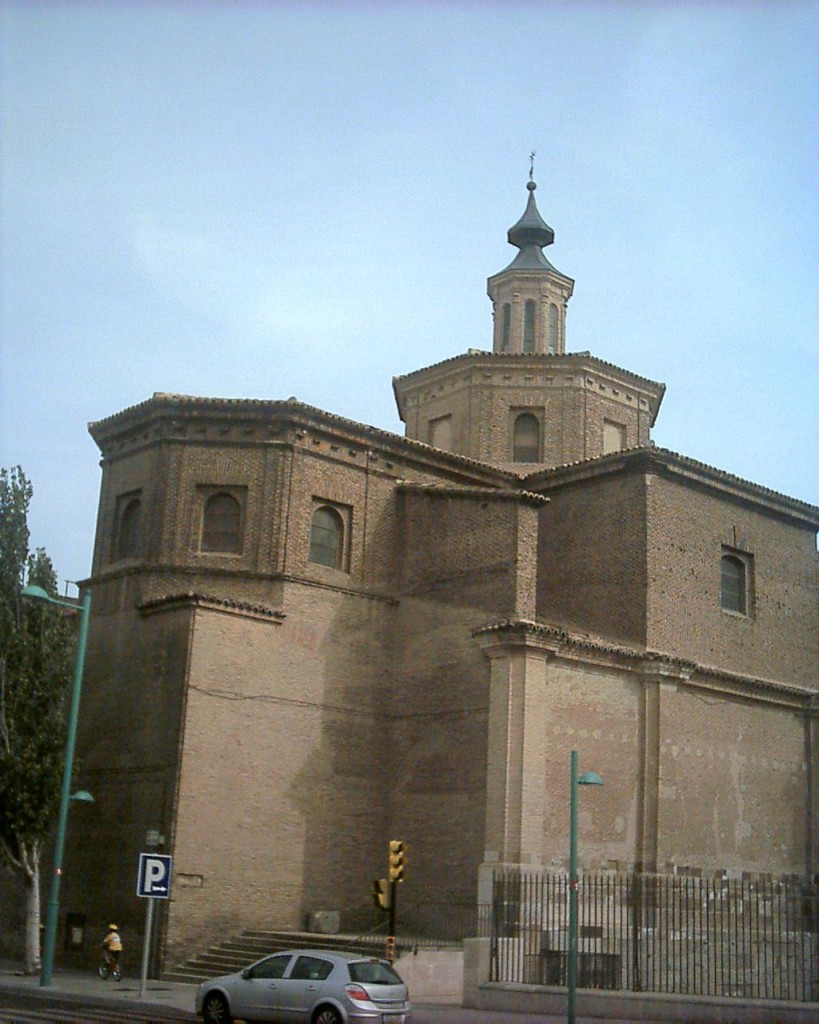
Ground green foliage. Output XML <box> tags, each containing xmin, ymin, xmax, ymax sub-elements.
<box><xmin>0</xmin><ymin>467</ymin><xmax>73</xmax><ymax>872</ymax></box>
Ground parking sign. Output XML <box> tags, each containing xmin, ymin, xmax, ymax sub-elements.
<box><xmin>137</xmin><ymin>853</ymin><xmax>173</xmax><ymax>899</ymax></box>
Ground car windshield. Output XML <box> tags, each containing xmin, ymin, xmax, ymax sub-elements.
<box><xmin>348</xmin><ymin>960</ymin><xmax>403</xmax><ymax>985</ymax></box>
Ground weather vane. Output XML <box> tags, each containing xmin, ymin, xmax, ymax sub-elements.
<box><xmin>529</xmin><ymin>151</ymin><xmax>536</xmax><ymax>181</ymax></box>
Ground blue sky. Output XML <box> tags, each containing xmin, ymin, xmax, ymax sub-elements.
<box><xmin>2</xmin><ymin>1</ymin><xmax>817</xmax><ymax>588</ymax></box>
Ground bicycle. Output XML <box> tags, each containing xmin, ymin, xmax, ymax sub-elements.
<box><xmin>98</xmin><ymin>954</ymin><xmax>122</xmax><ymax>982</ymax></box>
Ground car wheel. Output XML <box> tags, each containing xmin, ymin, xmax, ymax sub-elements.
<box><xmin>202</xmin><ymin>992</ymin><xmax>232</xmax><ymax>1024</ymax></box>
<box><xmin>312</xmin><ymin>1006</ymin><xmax>342</xmax><ymax>1024</ymax></box>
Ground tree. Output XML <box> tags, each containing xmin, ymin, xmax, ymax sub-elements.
<box><xmin>0</xmin><ymin>467</ymin><xmax>73</xmax><ymax>973</ymax></box>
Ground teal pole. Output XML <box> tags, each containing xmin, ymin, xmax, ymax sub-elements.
<box><xmin>567</xmin><ymin>751</ymin><xmax>603</xmax><ymax>1024</ymax></box>
<box><xmin>568</xmin><ymin>750</ymin><xmax>579</xmax><ymax>1024</ymax></box>
<box><xmin>22</xmin><ymin>586</ymin><xmax>92</xmax><ymax>987</ymax></box>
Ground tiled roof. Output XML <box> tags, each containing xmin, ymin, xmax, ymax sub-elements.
<box><xmin>88</xmin><ymin>392</ymin><xmax>524</xmax><ymax>483</ymax></box>
<box><xmin>392</xmin><ymin>349</ymin><xmax>665</xmax><ymax>392</ymax></box>
<box><xmin>396</xmin><ymin>482</ymin><xmax>548</xmax><ymax>505</ymax></box>
<box><xmin>138</xmin><ymin>591</ymin><xmax>285</xmax><ymax>621</ymax></box>
<box><xmin>88</xmin><ymin>394</ymin><xmax>816</xmax><ymax>521</ymax></box>
<box><xmin>524</xmin><ymin>444</ymin><xmax>819</xmax><ymax>521</ymax></box>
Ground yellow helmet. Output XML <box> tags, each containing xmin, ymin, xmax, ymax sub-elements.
<box><xmin>108</xmin><ymin>924</ymin><xmax>118</xmax><ymax>930</ymax></box>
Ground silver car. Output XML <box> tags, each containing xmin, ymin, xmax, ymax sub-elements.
<box><xmin>195</xmin><ymin>948</ymin><xmax>412</xmax><ymax>1024</ymax></box>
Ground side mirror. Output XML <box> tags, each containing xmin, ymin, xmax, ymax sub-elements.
<box><xmin>241</xmin><ymin>968</ymin><xmax>251</xmax><ymax>979</ymax></box>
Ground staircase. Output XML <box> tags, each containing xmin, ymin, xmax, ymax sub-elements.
<box><xmin>163</xmin><ymin>929</ymin><xmax>394</xmax><ymax>984</ymax></box>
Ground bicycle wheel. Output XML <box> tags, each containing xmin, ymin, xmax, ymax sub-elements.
<box><xmin>98</xmin><ymin>961</ymin><xmax>109</xmax><ymax>980</ymax></box>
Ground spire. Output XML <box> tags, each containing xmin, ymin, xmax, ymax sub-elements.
<box><xmin>487</xmin><ymin>167</ymin><xmax>574</xmax><ymax>356</ymax></box>
<box><xmin>505</xmin><ymin>174</ymin><xmax>556</xmax><ymax>270</ymax></box>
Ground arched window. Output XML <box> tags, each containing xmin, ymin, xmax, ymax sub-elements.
<box><xmin>513</xmin><ymin>412</ymin><xmax>541</xmax><ymax>463</ymax></box>
<box><xmin>202</xmin><ymin>492</ymin><xmax>242</xmax><ymax>553</ymax></box>
<box><xmin>309</xmin><ymin>506</ymin><xmax>344</xmax><ymax>569</ymax></box>
<box><xmin>117</xmin><ymin>498</ymin><xmax>142</xmax><ymax>560</ymax></box>
<box><xmin>523</xmin><ymin>300</ymin><xmax>536</xmax><ymax>353</ymax></box>
<box><xmin>548</xmin><ymin>303</ymin><xmax>559</xmax><ymax>354</ymax></box>
<box><xmin>501</xmin><ymin>303</ymin><xmax>511</xmax><ymax>352</ymax></box>
<box><xmin>720</xmin><ymin>554</ymin><xmax>746</xmax><ymax>614</ymax></box>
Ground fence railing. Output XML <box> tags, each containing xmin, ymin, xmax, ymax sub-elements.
<box><xmin>480</xmin><ymin>870</ymin><xmax>818</xmax><ymax>1002</ymax></box>
<box><xmin>397</xmin><ymin>900</ymin><xmax>481</xmax><ymax>949</ymax></box>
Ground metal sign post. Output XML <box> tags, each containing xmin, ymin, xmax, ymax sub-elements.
<box><xmin>139</xmin><ymin>897</ymin><xmax>155</xmax><ymax>1000</ymax></box>
<box><xmin>136</xmin><ymin>853</ymin><xmax>172</xmax><ymax>1000</ymax></box>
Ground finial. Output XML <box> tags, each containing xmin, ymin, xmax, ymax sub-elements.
<box><xmin>528</xmin><ymin>151</ymin><xmax>536</xmax><ymax>191</ymax></box>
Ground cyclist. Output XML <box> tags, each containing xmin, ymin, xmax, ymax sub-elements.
<box><xmin>102</xmin><ymin>923</ymin><xmax>122</xmax><ymax>972</ymax></box>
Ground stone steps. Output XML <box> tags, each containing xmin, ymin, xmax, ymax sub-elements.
<box><xmin>163</xmin><ymin>929</ymin><xmax>394</xmax><ymax>984</ymax></box>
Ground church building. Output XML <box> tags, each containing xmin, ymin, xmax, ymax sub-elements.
<box><xmin>45</xmin><ymin>178</ymin><xmax>819</xmax><ymax>968</ymax></box>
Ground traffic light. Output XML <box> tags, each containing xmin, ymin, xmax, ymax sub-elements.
<box><xmin>388</xmin><ymin>840</ymin><xmax>405</xmax><ymax>882</ymax></box>
<box><xmin>385</xmin><ymin>934</ymin><xmax>396</xmax><ymax>963</ymax></box>
<box><xmin>372</xmin><ymin>878</ymin><xmax>389</xmax><ymax>910</ymax></box>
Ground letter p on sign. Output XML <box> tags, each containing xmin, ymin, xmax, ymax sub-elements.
<box><xmin>137</xmin><ymin>853</ymin><xmax>173</xmax><ymax>899</ymax></box>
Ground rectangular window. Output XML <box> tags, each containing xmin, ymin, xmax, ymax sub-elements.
<box><xmin>429</xmin><ymin>415</ymin><xmax>452</xmax><ymax>451</ymax></box>
<box><xmin>603</xmin><ymin>420</ymin><xmax>627</xmax><ymax>454</ymax></box>
<box><xmin>523</xmin><ymin>299</ymin><xmax>536</xmax><ymax>353</ymax></box>
<box><xmin>720</xmin><ymin>547</ymin><xmax>753</xmax><ymax>616</ymax></box>
<box><xmin>501</xmin><ymin>303</ymin><xmax>511</xmax><ymax>351</ymax></box>
<box><xmin>512</xmin><ymin>411</ymin><xmax>541</xmax><ymax>463</ymax></box>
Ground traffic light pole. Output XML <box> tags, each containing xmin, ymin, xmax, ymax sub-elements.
<box><xmin>388</xmin><ymin>878</ymin><xmax>397</xmax><ymax>948</ymax></box>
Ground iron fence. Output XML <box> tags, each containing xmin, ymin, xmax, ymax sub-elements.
<box><xmin>397</xmin><ymin>900</ymin><xmax>481</xmax><ymax>949</ymax></box>
<box><xmin>481</xmin><ymin>870</ymin><xmax>817</xmax><ymax>1002</ymax></box>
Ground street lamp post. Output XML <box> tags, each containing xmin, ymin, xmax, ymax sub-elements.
<box><xmin>568</xmin><ymin>749</ymin><xmax>603</xmax><ymax>1024</ymax></box>
<box><xmin>21</xmin><ymin>584</ymin><xmax>92</xmax><ymax>988</ymax></box>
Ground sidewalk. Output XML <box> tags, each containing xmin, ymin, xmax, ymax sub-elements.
<box><xmin>0</xmin><ymin>961</ymin><xmax>198</xmax><ymax>1018</ymax></box>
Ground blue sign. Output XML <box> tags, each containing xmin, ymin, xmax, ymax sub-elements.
<box><xmin>137</xmin><ymin>853</ymin><xmax>173</xmax><ymax>899</ymax></box>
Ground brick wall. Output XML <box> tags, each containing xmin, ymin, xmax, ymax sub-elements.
<box><xmin>397</xmin><ymin>486</ymin><xmax>542</xmax><ymax>618</ymax></box>
<box><xmin>394</xmin><ymin>353</ymin><xmax>661</xmax><ymax>469</ymax></box>
<box><xmin>645</xmin><ymin>470</ymin><xmax>818</xmax><ymax>686</ymax></box>
<box><xmin>536</xmin><ymin>470</ymin><xmax>648</xmax><ymax>644</ymax></box>
<box><xmin>535</xmin><ymin>660</ymin><xmax>642</xmax><ymax>871</ymax></box>
<box><xmin>59</xmin><ymin>590</ymin><xmax>193</xmax><ymax>959</ymax></box>
<box><xmin>477</xmin><ymin>631</ymin><xmax>812</xmax><ymax>878</ymax></box>
<box><xmin>655</xmin><ymin>685</ymin><xmax>808</xmax><ymax>875</ymax></box>
<box><xmin>168</xmin><ymin>586</ymin><xmax>395</xmax><ymax>959</ymax></box>
<box><xmin>535</xmin><ymin>458</ymin><xmax>818</xmax><ymax>689</ymax></box>
<box><xmin>388</xmin><ymin>486</ymin><xmax>545</xmax><ymax>907</ymax></box>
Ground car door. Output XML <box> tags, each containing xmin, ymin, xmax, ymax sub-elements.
<box><xmin>274</xmin><ymin>954</ymin><xmax>335</xmax><ymax>1020</ymax></box>
<box><xmin>231</xmin><ymin>953</ymin><xmax>293</xmax><ymax>1022</ymax></box>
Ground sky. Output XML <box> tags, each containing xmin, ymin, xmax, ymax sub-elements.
<box><xmin>1</xmin><ymin>0</ymin><xmax>817</xmax><ymax>589</ymax></box>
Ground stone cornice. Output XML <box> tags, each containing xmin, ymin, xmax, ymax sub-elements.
<box><xmin>138</xmin><ymin>591</ymin><xmax>285</xmax><ymax>623</ymax></box>
<box><xmin>474</xmin><ymin>619</ymin><xmax>817</xmax><ymax>710</ymax></box>
<box><xmin>87</xmin><ymin>392</ymin><xmax>520</xmax><ymax>489</ymax></box>
<box><xmin>396</xmin><ymin>482</ymin><xmax>548</xmax><ymax>507</ymax></box>
<box><xmin>392</xmin><ymin>349</ymin><xmax>664</xmax><ymax>394</ymax></box>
